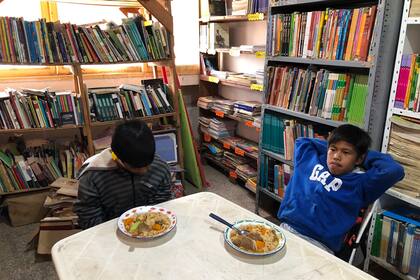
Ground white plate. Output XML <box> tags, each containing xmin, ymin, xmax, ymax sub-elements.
<box><xmin>224</xmin><ymin>219</ymin><xmax>286</xmax><ymax>256</ymax></box>
<box><xmin>117</xmin><ymin>206</ymin><xmax>177</xmax><ymax>239</ymax></box>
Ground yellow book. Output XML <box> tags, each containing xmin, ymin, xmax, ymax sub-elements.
<box><xmin>35</xmin><ymin>21</ymin><xmax>46</xmax><ymax>63</ymax></box>
<box><xmin>314</xmin><ymin>10</ymin><xmax>326</xmax><ymax>57</ymax></box>
<box><xmin>355</xmin><ymin>9</ymin><xmax>367</xmax><ymax>59</ymax></box>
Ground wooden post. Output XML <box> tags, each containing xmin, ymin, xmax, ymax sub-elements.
<box><xmin>71</xmin><ymin>64</ymin><xmax>94</xmax><ymax>156</ymax></box>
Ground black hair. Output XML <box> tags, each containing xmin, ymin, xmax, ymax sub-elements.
<box><xmin>111</xmin><ymin>120</ymin><xmax>155</xmax><ymax>168</ymax></box>
<box><xmin>328</xmin><ymin>124</ymin><xmax>371</xmax><ymax>158</ymax></box>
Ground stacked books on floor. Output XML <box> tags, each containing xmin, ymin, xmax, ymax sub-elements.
<box><xmin>88</xmin><ymin>79</ymin><xmax>173</xmax><ymax>122</ymax></box>
<box><xmin>232</xmin><ymin>0</ymin><xmax>269</xmax><ymax>15</ymax></box>
<box><xmin>370</xmin><ymin>207</ymin><xmax>420</xmax><ymax>278</ymax></box>
<box><xmin>259</xmin><ymin>153</ymin><xmax>292</xmax><ymax>198</ymax></box>
<box><xmin>262</xmin><ymin>112</ymin><xmax>330</xmax><ymax>160</ymax></box>
<box><xmin>394</xmin><ymin>53</ymin><xmax>420</xmax><ymax>112</ymax></box>
<box><xmin>387</xmin><ymin>116</ymin><xmax>420</xmax><ymax>199</ymax></box>
<box><xmin>0</xmin><ymin>16</ymin><xmax>170</xmax><ymax>64</ymax></box>
<box><xmin>39</xmin><ymin>177</ymin><xmax>81</xmax><ymax>254</ymax></box>
<box><xmin>0</xmin><ymin>139</ymin><xmax>87</xmax><ymax>194</ymax></box>
<box><xmin>267</xmin><ymin>66</ymin><xmax>369</xmax><ymax>125</ymax></box>
<box><xmin>0</xmin><ymin>88</ymin><xmax>83</xmax><ymax>130</ymax></box>
<box><xmin>268</xmin><ymin>6</ymin><xmax>377</xmax><ymax>62</ymax></box>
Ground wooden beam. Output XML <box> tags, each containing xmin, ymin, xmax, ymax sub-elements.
<box><xmin>137</xmin><ymin>0</ymin><xmax>173</xmax><ymax>33</ymax></box>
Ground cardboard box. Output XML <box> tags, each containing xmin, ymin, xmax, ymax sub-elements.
<box><xmin>5</xmin><ymin>189</ymin><xmax>50</xmax><ymax>227</ymax></box>
<box><xmin>37</xmin><ymin>217</ymin><xmax>81</xmax><ymax>254</ymax></box>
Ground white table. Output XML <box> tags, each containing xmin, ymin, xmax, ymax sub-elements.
<box><xmin>52</xmin><ymin>192</ymin><xmax>377</xmax><ymax>280</ymax></box>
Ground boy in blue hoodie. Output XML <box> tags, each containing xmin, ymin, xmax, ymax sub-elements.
<box><xmin>277</xmin><ymin>124</ymin><xmax>404</xmax><ymax>254</ymax></box>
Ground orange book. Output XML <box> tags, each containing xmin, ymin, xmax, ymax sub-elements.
<box><xmin>355</xmin><ymin>8</ymin><xmax>368</xmax><ymax>60</ymax></box>
<box><xmin>359</xmin><ymin>6</ymin><xmax>377</xmax><ymax>61</ymax></box>
<box><xmin>404</xmin><ymin>54</ymin><xmax>417</xmax><ymax>108</ymax></box>
<box><xmin>344</xmin><ymin>9</ymin><xmax>359</xmax><ymax>61</ymax></box>
<box><xmin>332</xmin><ymin>11</ymin><xmax>342</xmax><ymax>60</ymax></box>
<box><xmin>276</xmin><ymin>16</ymin><xmax>282</xmax><ymax>55</ymax></box>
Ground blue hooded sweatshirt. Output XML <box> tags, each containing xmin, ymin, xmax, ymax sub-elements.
<box><xmin>278</xmin><ymin>138</ymin><xmax>404</xmax><ymax>252</ymax></box>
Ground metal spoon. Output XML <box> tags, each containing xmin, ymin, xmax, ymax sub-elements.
<box><xmin>209</xmin><ymin>213</ymin><xmax>250</xmax><ymax>236</ymax></box>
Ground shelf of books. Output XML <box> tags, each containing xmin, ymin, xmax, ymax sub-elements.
<box><xmin>256</xmin><ymin>0</ymin><xmax>404</xmax><ymax>212</ymax></box>
<box><xmin>0</xmin><ymin>0</ymin><xmax>183</xmax><ymax>183</ymax></box>
<box><xmin>364</xmin><ymin>0</ymin><xmax>420</xmax><ymax>276</ymax></box>
<box><xmin>198</xmin><ymin>0</ymin><xmax>268</xmax><ymax>193</ymax></box>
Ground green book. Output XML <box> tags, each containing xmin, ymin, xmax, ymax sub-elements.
<box><xmin>371</xmin><ymin>213</ymin><xmax>383</xmax><ymax>257</ymax></box>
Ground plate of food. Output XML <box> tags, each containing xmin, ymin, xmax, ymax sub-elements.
<box><xmin>117</xmin><ymin>206</ymin><xmax>177</xmax><ymax>239</ymax></box>
<box><xmin>224</xmin><ymin>220</ymin><xmax>285</xmax><ymax>256</ymax></box>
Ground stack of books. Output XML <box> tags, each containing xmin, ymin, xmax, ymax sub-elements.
<box><xmin>233</xmin><ymin>101</ymin><xmax>262</xmax><ymax>119</ymax></box>
<box><xmin>88</xmin><ymin>79</ymin><xmax>173</xmax><ymax>122</ymax></box>
<box><xmin>207</xmin><ymin>118</ymin><xmax>237</xmax><ymax>139</ymax></box>
<box><xmin>239</xmin><ymin>45</ymin><xmax>265</xmax><ymax>52</ymax></box>
<box><xmin>394</xmin><ymin>54</ymin><xmax>420</xmax><ymax>112</ymax></box>
<box><xmin>236</xmin><ymin>164</ymin><xmax>257</xmax><ymax>181</ymax></box>
<box><xmin>370</xmin><ymin>208</ymin><xmax>420</xmax><ymax>278</ymax></box>
<box><xmin>224</xmin><ymin>136</ymin><xmax>259</xmax><ymax>155</ymax></box>
<box><xmin>0</xmin><ymin>88</ymin><xmax>83</xmax><ymax>130</ymax></box>
<box><xmin>212</xmin><ymin>99</ymin><xmax>234</xmax><ymax>114</ymax></box>
<box><xmin>0</xmin><ymin>16</ymin><xmax>170</xmax><ymax>64</ymax></box>
<box><xmin>231</xmin><ymin>0</ymin><xmax>268</xmax><ymax>15</ymax></box>
<box><xmin>0</xmin><ymin>139</ymin><xmax>87</xmax><ymax>194</ymax></box>
<box><xmin>199</xmin><ymin>116</ymin><xmax>212</xmax><ymax>129</ymax></box>
<box><xmin>268</xmin><ymin>6</ymin><xmax>377</xmax><ymax>62</ymax></box>
<box><xmin>267</xmin><ymin>65</ymin><xmax>369</xmax><ymax>125</ymax></box>
<box><xmin>197</xmin><ymin>96</ymin><xmax>219</xmax><ymax>110</ymax></box>
<box><xmin>387</xmin><ymin>116</ymin><xmax>420</xmax><ymax>199</ymax></box>
<box><xmin>223</xmin><ymin>151</ymin><xmax>250</xmax><ymax>170</ymax></box>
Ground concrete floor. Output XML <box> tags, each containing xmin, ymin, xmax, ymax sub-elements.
<box><xmin>0</xmin><ymin>165</ymin><xmax>397</xmax><ymax>280</ymax></box>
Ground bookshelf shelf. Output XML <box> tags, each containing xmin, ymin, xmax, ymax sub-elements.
<box><xmin>211</xmin><ymin>48</ymin><xmax>266</xmax><ymax>57</ymax></box>
<box><xmin>200</xmin><ymin>107</ymin><xmax>260</xmax><ymax>129</ymax></box>
<box><xmin>261</xmin><ymin>149</ymin><xmax>294</xmax><ymax>167</ymax></box>
<box><xmin>202</xmin><ymin>131</ymin><xmax>259</xmax><ymax>161</ymax></box>
<box><xmin>204</xmin><ymin>154</ymin><xmax>256</xmax><ymax>193</ymax></box>
<box><xmin>0</xmin><ymin>58</ymin><xmax>172</xmax><ymax>67</ymax></box>
<box><xmin>386</xmin><ymin>188</ymin><xmax>420</xmax><ymax>208</ymax></box>
<box><xmin>200</xmin><ymin>75</ymin><xmax>264</xmax><ymax>92</ymax></box>
<box><xmin>369</xmin><ymin>256</ymin><xmax>416</xmax><ymax>280</ymax></box>
<box><xmin>90</xmin><ymin>113</ymin><xmax>176</xmax><ymax>127</ymax></box>
<box><xmin>0</xmin><ymin>186</ymin><xmax>51</xmax><ymax>196</ymax></box>
<box><xmin>267</xmin><ymin>56</ymin><xmax>372</xmax><ymax>69</ymax></box>
<box><xmin>264</xmin><ymin>104</ymin><xmax>346</xmax><ymax>127</ymax></box>
<box><xmin>259</xmin><ymin>187</ymin><xmax>282</xmax><ymax>202</ymax></box>
<box><xmin>391</xmin><ymin>108</ymin><xmax>420</xmax><ymax>120</ymax></box>
<box><xmin>0</xmin><ymin>125</ymin><xmax>83</xmax><ymax>134</ymax></box>
<box><xmin>407</xmin><ymin>17</ymin><xmax>420</xmax><ymax>24</ymax></box>
<box><xmin>199</xmin><ymin>14</ymin><xmax>266</xmax><ymax>23</ymax></box>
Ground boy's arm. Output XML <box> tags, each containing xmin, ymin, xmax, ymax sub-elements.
<box><xmin>361</xmin><ymin>150</ymin><xmax>405</xmax><ymax>204</ymax></box>
<box><xmin>294</xmin><ymin>137</ymin><xmax>328</xmax><ymax>163</ymax></box>
<box><xmin>73</xmin><ymin>172</ymin><xmax>105</xmax><ymax>229</ymax></box>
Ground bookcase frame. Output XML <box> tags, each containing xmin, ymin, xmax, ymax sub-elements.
<box><xmin>197</xmin><ymin>2</ymin><xmax>268</xmax><ymax>191</ymax></box>
<box><xmin>364</xmin><ymin>0</ymin><xmax>420</xmax><ymax>277</ymax></box>
<box><xmin>0</xmin><ymin>0</ymin><xmax>183</xmax><ymax>189</ymax></box>
<box><xmin>255</xmin><ymin>0</ymin><xmax>404</xmax><ymax>212</ymax></box>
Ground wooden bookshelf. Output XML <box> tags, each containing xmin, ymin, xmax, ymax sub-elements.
<box><xmin>90</xmin><ymin>113</ymin><xmax>177</xmax><ymax>127</ymax></box>
<box><xmin>0</xmin><ymin>186</ymin><xmax>51</xmax><ymax>196</ymax></box>
<box><xmin>0</xmin><ymin>125</ymin><xmax>83</xmax><ymax>134</ymax></box>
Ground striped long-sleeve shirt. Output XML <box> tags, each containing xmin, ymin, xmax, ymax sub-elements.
<box><xmin>74</xmin><ymin>156</ymin><xmax>172</xmax><ymax>229</ymax></box>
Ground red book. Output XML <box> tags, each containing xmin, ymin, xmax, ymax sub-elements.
<box><xmin>8</xmin><ymin>94</ymin><xmax>25</xmax><ymax>129</ymax></box>
<box><xmin>359</xmin><ymin>6</ymin><xmax>377</xmax><ymax>61</ymax></box>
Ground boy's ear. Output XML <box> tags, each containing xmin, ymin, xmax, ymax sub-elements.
<box><xmin>356</xmin><ymin>153</ymin><xmax>366</xmax><ymax>166</ymax></box>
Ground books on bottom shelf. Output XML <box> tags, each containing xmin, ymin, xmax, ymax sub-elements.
<box><xmin>88</xmin><ymin>79</ymin><xmax>173</xmax><ymax>122</ymax></box>
<box><xmin>0</xmin><ymin>88</ymin><xmax>83</xmax><ymax>130</ymax></box>
<box><xmin>370</xmin><ymin>208</ymin><xmax>420</xmax><ymax>278</ymax></box>
<box><xmin>259</xmin><ymin>153</ymin><xmax>292</xmax><ymax>198</ymax></box>
<box><xmin>266</xmin><ymin>65</ymin><xmax>369</xmax><ymax>126</ymax></box>
<box><xmin>387</xmin><ymin>115</ymin><xmax>420</xmax><ymax>199</ymax></box>
<box><xmin>0</xmin><ymin>138</ymin><xmax>87</xmax><ymax>194</ymax></box>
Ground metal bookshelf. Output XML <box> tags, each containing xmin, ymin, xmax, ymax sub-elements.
<box><xmin>364</xmin><ymin>0</ymin><xmax>420</xmax><ymax>276</ymax></box>
<box><xmin>256</xmin><ymin>0</ymin><xmax>404</xmax><ymax>216</ymax></box>
<box><xmin>261</xmin><ymin>149</ymin><xmax>294</xmax><ymax>167</ymax></box>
